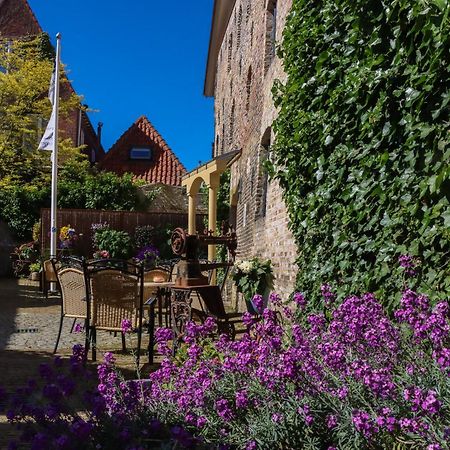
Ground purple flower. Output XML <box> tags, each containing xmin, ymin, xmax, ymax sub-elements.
<box><xmin>398</xmin><ymin>254</ymin><xmax>418</xmax><ymax>277</ymax></box>
<box><xmin>271</xmin><ymin>412</ymin><xmax>283</xmax><ymax>423</ymax></box>
<box><xmin>135</xmin><ymin>245</ymin><xmax>160</xmax><ymax>265</ymax></box>
<box><xmin>352</xmin><ymin>410</ymin><xmax>379</xmax><ymax>438</ymax></box>
<box><xmin>121</xmin><ymin>318</ymin><xmax>133</xmax><ymax>334</ymax></box>
<box><xmin>293</xmin><ymin>292</ymin><xmax>306</xmax><ymax>308</ymax></box>
<box><xmin>216</xmin><ymin>399</ymin><xmax>234</xmax><ymax>421</ymax></box>
<box><xmin>235</xmin><ymin>390</ymin><xmax>249</xmax><ymax>408</ymax></box>
<box><xmin>252</xmin><ymin>294</ymin><xmax>264</xmax><ymax>313</ymax></box>
<box><xmin>327</xmin><ymin>414</ymin><xmax>338</xmax><ymax>429</ymax></box>
<box><xmin>73</xmin><ymin>323</ymin><xmax>84</xmax><ymax>333</ymax></box>
<box><xmin>320</xmin><ymin>283</ymin><xmax>336</xmax><ymax>305</ymax></box>
<box><xmin>269</xmin><ymin>292</ymin><xmax>282</xmax><ymax>306</ymax></box>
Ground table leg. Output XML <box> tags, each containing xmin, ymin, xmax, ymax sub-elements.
<box><xmin>170</xmin><ymin>289</ymin><xmax>192</xmax><ymax>354</ymax></box>
<box><xmin>157</xmin><ymin>288</ymin><xmax>163</xmax><ymax>328</ymax></box>
<box><xmin>148</xmin><ymin>302</ymin><xmax>155</xmax><ymax>365</ymax></box>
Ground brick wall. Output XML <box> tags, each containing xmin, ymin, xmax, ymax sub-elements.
<box><xmin>213</xmin><ymin>0</ymin><xmax>297</xmax><ymax>305</ymax></box>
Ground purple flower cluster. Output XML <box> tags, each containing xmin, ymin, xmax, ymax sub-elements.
<box><xmin>320</xmin><ymin>283</ymin><xmax>336</xmax><ymax>305</ymax></box>
<box><xmin>135</xmin><ymin>244</ymin><xmax>160</xmax><ymax>266</ymax></box>
<box><xmin>145</xmin><ymin>287</ymin><xmax>449</xmax><ymax>448</ymax></box>
<box><xmin>3</xmin><ymin>274</ymin><xmax>449</xmax><ymax>449</ymax></box>
<box><xmin>398</xmin><ymin>254</ymin><xmax>418</xmax><ymax>277</ymax></box>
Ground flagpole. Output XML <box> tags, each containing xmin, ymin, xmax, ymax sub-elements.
<box><xmin>49</xmin><ymin>33</ymin><xmax>61</xmax><ymax>267</ymax></box>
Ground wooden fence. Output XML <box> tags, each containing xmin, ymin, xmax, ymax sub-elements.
<box><xmin>40</xmin><ymin>208</ymin><xmax>206</xmax><ymax>258</ymax></box>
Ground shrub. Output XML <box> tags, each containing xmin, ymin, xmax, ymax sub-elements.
<box><xmin>4</xmin><ymin>261</ymin><xmax>449</xmax><ymax>449</ymax></box>
<box><xmin>94</xmin><ymin>229</ymin><xmax>133</xmax><ymax>260</ymax></box>
<box><xmin>272</xmin><ymin>0</ymin><xmax>450</xmax><ymax>308</ymax></box>
<box><xmin>134</xmin><ymin>225</ymin><xmax>155</xmax><ymax>249</ymax></box>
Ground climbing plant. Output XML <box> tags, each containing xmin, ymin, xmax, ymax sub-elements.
<box><xmin>272</xmin><ymin>0</ymin><xmax>450</xmax><ymax>308</ymax></box>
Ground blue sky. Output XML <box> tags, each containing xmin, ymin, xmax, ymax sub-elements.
<box><xmin>28</xmin><ymin>0</ymin><xmax>215</xmax><ymax>171</ymax></box>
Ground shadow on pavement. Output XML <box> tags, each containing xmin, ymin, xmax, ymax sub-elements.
<box><xmin>0</xmin><ymin>279</ymin><xmax>59</xmax><ymax>350</ymax></box>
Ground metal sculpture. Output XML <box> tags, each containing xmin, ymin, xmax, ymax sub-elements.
<box><xmin>170</xmin><ymin>223</ymin><xmax>237</xmax><ymax>287</ymax></box>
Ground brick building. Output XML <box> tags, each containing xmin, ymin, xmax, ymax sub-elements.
<box><xmin>0</xmin><ymin>0</ymin><xmax>104</xmax><ymax>164</ymax></box>
<box><xmin>204</xmin><ymin>0</ymin><xmax>297</xmax><ymax>299</ymax></box>
<box><xmin>99</xmin><ymin>115</ymin><xmax>186</xmax><ymax>186</ymax></box>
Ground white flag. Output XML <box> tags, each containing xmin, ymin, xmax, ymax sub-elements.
<box><xmin>38</xmin><ymin>108</ymin><xmax>55</xmax><ymax>151</ymax></box>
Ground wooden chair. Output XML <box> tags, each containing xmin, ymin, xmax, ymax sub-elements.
<box><xmin>42</xmin><ymin>259</ymin><xmax>60</xmax><ymax>298</ymax></box>
<box><xmin>193</xmin><ymin>285</ymin><xmax>243</xmax><ymax>339</ymax></box>
<box><xmin>51</xmin><ymin>257</ymin><xmax>89</xmax><ymax>355</ymax></box>
<box><xmin>86</xmin><ymin>260</ymin><xmax>144</xmax><ymax>365</ymax></box>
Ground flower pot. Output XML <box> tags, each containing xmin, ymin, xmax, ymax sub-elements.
<box><xmin>30</xmin><ymin>272</ymin><xmax>39</xmax><ymax>281</ymax></box>
<box><xmin>245</xmin><ymin>288</ymin><xmax>270</xmax><ymax>315</ymax></box>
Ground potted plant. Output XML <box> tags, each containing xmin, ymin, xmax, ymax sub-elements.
<box><xmin>232</xmin><ymin>257</ymin><xmax>274</xmax><ymax>314</ymax></box>
<box><xmin>29</xmin><ymin>261</ymin><xmax>41</xmax><ymax>281</ymax></box>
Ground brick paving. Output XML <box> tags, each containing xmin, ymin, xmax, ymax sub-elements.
<box><xmin>0</xmin><ymin>278</ymin><xmax>159</xmax><ymax>449</ymax></box>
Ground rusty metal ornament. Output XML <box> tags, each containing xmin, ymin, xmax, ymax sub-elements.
<box><xmin>171</xmin><ymin>228</ymin><xmax>187</xmax><ymax>256</ymax></box>
<box><xmin>170</xmin><ymin>288</ymin><xmax>192</xmax><ymax>352</ymax></box>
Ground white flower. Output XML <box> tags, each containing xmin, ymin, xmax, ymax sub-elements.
<box><xmin>240</xmin><ymin>261</ymin><xmax>252</xmax><ymax>274</ymax></box>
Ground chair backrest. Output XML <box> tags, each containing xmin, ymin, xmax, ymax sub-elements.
<box><xmin>57</xmin><ymin>267</ymin><xmax>88</xmax><ymax>319</ymax></box>
<box><xmin>196</xmin><ymin>285</ymin><xmax>227</xmax><ymax>319</ymax></box>
<box><xmin>87</xmin><ymin>262</ymin><xmax>144</xmax><ymax>331</ymax></box>
<box><xmin>43</xmin><ymin>259</ymin><xmax>58</xmax><ymax>282</ymax></box>
<box><xmin>144</xmin><ymin>268</ymin><xmax>170</xmax><ymax>283</ymax></box>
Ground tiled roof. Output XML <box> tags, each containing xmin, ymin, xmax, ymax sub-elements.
<box><xmin>0</xmin><ymin>0</ymin><xmax>42</xmax><ymax>38</ymax></box>
<box><xmin>99</xmin><ymin>116</ymin><xmax>187</xmax><ymax>186</ymax></box>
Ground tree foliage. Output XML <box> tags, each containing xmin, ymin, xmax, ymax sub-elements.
<box><xmin>0</xmin><ymin>34</ymin><xmax>82</xmax><ymax>187</ymax></box>
<box><xmin>272</xmin><ymin>0</ymin><xmax>450</xmax><ymax>308</ymax></box>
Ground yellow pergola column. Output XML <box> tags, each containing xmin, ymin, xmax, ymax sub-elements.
<box><xmin>188</xmin><ymin>192</ymin><xmax>197</xmax><ymax>235</ymax></box>
<box><xmin>207</xmin><ymin>174</ymin><xmax>220</xmax><ymax>262</ymax></box>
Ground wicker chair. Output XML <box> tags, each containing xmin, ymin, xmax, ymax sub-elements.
<box><xmin>51</xmin><ymin>257</ymin><xmax>89</xmax><ymax>355</ymax></box>
<box><xmin>86</xmin><ymin>260</ymin><xmax>144</xmax><ymax>364</ymax></box>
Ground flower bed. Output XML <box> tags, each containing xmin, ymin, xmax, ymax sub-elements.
<box><xmin>2</xmin><ymin>273</ymin><xmax>449</xmax><ymax>449</ymax></box>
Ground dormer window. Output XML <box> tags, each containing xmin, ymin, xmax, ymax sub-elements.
<box><xmin>130</xmin><ymin>146</ymin><xmax>152</xmax><ymax>160</ymax></box>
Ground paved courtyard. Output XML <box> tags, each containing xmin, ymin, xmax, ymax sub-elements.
<box><xmin>0</xmin><ymin>278</ymin><xmax>159</xmax><ymax>448</ymax></box>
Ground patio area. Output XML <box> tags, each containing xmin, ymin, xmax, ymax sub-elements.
<box><xmin>0</xmin><ymin>278</ymin><xmax>158</xmax><ymax>448</ymax></box>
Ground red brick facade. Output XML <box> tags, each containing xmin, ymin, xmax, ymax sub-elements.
<box><xmin>99</xmin><ymin>116</ymin><xmax>186</xmax><ymax>186</ymax></box>
<box><xmin>0</xmin><ymin>0</ymin><xmax>104</xmax><ymax>164</ymax></box>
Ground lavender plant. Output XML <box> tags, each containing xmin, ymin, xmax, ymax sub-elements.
<box><xmin>145</xmin><ymin>287</ymin><xmax>449</xmax><ymax>448</ymax></box>
<box><xmin>2</xmin><ymin>259</ymin><xmax>449</xmax><ymax>449</ymax></box>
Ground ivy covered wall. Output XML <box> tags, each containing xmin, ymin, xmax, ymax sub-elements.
<box><xmin>272</xmin><ymin>0</ymin><xmax>449</xmax><ymax>308</ymax></box>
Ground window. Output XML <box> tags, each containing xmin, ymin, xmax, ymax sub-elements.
<box><xmin>229</xmin><ymin>100</ymin><xmax>235</xmax><ymax>146</ymax></box>
<box><xmin>227</xmin><ymin>33</ymin><xmax>233</xmax><ymax>72</ymax></box>
<box><xmin>265</xmin><ymin>0</ymin><xmax>278</xmax><ymax>72</ymax></box>
<box><xmin>130</xmin><ymin>147</ymin><xmax>152</xmax><ymax>160</ymax></box>
<box><xmin>237</xmin><ymin>6</ymin><xmax>243</xmax><ymax>48</ymax></box>
<box><xmin>256</xmin><ymin>128</ymin><xmax>271</xmax><ymax>219</ymax></box>
<box><xmin>246</xmin><ymin>66</ymin><xmax>252</xmax><ymax>113</ymax></box>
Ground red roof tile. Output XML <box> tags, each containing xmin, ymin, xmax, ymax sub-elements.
<box><xmin>98</xmin><ymin>116</ymin><xmax>187</xmax><ymax>186</ymax></box>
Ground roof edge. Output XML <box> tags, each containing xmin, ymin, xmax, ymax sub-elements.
<box><xmin>204</xmin><ymin>0</ymin><xmax>236</xmax><ymax>97</ymax></box>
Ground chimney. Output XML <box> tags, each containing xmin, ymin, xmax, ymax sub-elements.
<box><xmin>97</xmin><ymin>122</ymin><xmax>103</xmax><ymax>146</ymax></box>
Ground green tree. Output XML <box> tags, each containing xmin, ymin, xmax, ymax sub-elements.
<box><xmin>0</xmin><ymin>34</ymin><xmax>82</xmax><ymax>188</ymax></box>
